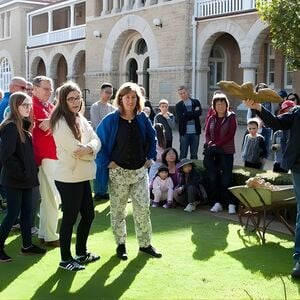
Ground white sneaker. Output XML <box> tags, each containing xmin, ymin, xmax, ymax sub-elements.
<box><xmin>210</xmin><ymin>202</ymin><xmax>223</xmax><ymax>213</ymax></box>
<box><xmin>228</xmin><ymin>204</ymin><xmax>236</xmax><ymax>215</ymax></box>
<box><xmin>184</xmin><ymin>203</ymin><xmax>196</xmax><ymax>212</ymax></box>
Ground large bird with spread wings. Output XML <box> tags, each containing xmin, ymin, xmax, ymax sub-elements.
<box><xmin>217</xmin><ymin>81</ymin><xmax>282</xmax><ymax>103</ymax></box>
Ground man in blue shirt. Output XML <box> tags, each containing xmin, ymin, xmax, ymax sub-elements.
<box><xmin>0</xmin><ymin>76</ymin><xmax>27</xmax><ymax>122</ymax></box>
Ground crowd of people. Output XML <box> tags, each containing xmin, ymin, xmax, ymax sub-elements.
<box><xmin>0</xmin><ymin>77</ymin><xmax>300</xmax><ymax>278</ymax></box>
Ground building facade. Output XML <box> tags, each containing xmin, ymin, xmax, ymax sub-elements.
<box><xmin>0</xmin><ymin>0</ymin><xmax>299</xmax><ymax>111</ymax></box>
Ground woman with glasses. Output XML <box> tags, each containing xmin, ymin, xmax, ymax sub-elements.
<box><xmin>96</xmin><ymin>82</ymin><xmax>162</xmax><ymax>260</ymax></box>
<box><xmin>287</xmin><ymin>92</ymin><xmax>300</xmax><ymax>105</ymax></box>
<box><xmin>0</xmin><ymin>92</ymin><xmax>46</xmax><ymax>262</ymax></box>
<box><xmin>204</xmin><ymin>92</ymin><xmax>237</xmax><ymax>214</ymax></box>
<box><xmin>50</xmin><ymin>81</ymin><xmax>101</xmax><ymax>271</ymax></box>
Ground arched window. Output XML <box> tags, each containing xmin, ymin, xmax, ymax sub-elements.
<box><xmin>135</xmin><ymin>39</ymin><xmax>147</xmax><ymax>55</ymax></box>
<box><xmin>0</xmin><ymin>57</ymin><xmax>12</xmax><ymax>91</ymax></box>
<box><xmin>209</xmin><ymin>45</ymin><xmax>225</xmax><ymax>88</ymax></box>
<box><xmin>127</xmin><ymin>58</ymin><xmax>138</xmax><ymax>83</ymax></box>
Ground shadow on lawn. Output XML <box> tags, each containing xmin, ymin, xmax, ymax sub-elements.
<box><xmin>31</xmin><ymin>254</ymin><xmax>149</xmax><ymax>299</ymax></box>
<box><xmin>191</xmin><ymin>219</ymin><xmax>229</xmax><ymax>260</ymax></box>
<box><xmin>0</xmin><ymin>236</ymin><xmax>45</xmax><ymax>292</ymax></box>
<box><xmin>227</xmin><ymin>241</ymin><xmax>293</xmax><ymax>278</ymax></box>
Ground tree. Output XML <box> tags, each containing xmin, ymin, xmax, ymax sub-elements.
<box><xmin>257</xmin><ymin>0</ymin><xmax>300</xmax><ymax>70</ymax></box>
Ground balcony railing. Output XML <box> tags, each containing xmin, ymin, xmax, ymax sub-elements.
<box><xmin>196</xmin><ymin>0</ymin><xmax>256</xmax><ymax>18</ymax></box>
<box><xmin>27</xmin><ymin>25</ymin><xmax>85</xmax><ymax>48</ymax></box>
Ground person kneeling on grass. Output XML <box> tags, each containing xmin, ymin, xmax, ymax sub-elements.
<box><xmin>151</xmin><ymin>165</ymin><xmax>174</xmax><ymax>209</ymax></box>
<box><xmin>174</xmin><ymin>159</ymin><xmax>207</xmax><ymax>212</ymax></box>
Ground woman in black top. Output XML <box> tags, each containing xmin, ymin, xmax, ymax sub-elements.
<box><xmin>97</xmin><ymin>82</ymin><xmax>161</xmax><ymax>260</ymax></box>
<box><xmin>0</xmin><ymin>92</ymin><xmax>46</xmax><ymax>262</ymax></box>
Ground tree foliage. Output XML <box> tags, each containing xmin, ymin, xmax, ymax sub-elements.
<box><xmin>257</xmin><ymin>0</ymin><xmax>300</xmax><ymax>70</ymax></box>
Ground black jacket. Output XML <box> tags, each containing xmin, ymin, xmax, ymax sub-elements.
<box><xmin>256</xmin><ymin>106</ymin><xmax>300</xmax><ymax>171</ymax></box>
<box><xmin>175</xmin><ymin>98</ymin><xmax>202</xmax><ymax>135</ymax></box>
<box><xmin>0</xmin><ymin>120</ymin><xmax>39</xmax><ymax>188</ymax></box>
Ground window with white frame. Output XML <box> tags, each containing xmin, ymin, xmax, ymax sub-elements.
<box><xmin>0</xmin><ymin>58</ymin><xmax>12</xmax><ymax>91</ymax></box>
<box><xmin>284</xmin><ymin>61</ymin><xmax>293</xmax><ymax>89</ymax></box>
<box><xmin>267</xmin><ymin>44</ymin><xmax>275</xmax><ymax>88</ymax></box>
<box><xmin>209</xmin><ymin>45</ymin><xmax>225</xmax><ymax>88</ymax></box>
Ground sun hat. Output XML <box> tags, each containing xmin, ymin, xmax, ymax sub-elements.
<box><xmin>279</xmin><ymin>100</ymin><xmax>295</xmax><ymax>114</ymax></box>
<box><xmin>177</xmin><ymin>158</ymin><xmax>195</xmax><ymax>171</ymax></box>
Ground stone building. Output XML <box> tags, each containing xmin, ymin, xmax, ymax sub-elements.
<box><xmin>0</xmin><ymin>0</ymin><xmax>299</xmax><ymax>111</ymax></box>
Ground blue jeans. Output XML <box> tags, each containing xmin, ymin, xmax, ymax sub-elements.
<box><xmin>179</xmin><ymin>134</ymin><xmax>200</xmax><ymax>159</ymax></box>
<box><xmin>292</xmin><ymin>171</ymin><xmax>300</xmax><ymax>262</ymax></box>
<box><xmin>94</xmin><ymin>165</ymin><xmax>108</xmax><ymax>196</ymax></box>
<box><xmin>0</xmin><ymin>187</ymin><xmax>33</xmax><ymax>249</ymax></box>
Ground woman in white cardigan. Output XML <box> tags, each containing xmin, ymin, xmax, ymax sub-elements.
<box><xmin>50</xmin><ymin>81</ymin><xmax>101</xmax><ymax>272</ymax></box>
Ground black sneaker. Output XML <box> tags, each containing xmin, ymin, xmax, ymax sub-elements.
<box><xmin>0</xmin><ymin>249</ymin><xmax>12</xmax><ymax>262</ymax></box>
<box><xmin>21</xmin><ymin>244</ymin><xmax>47</xmax><ymax>255</ymax></box>
<box><xmin>59</xmin><ymin>259</ymin><xmax>85</xmax><ymax>271</ymax></box>
<box><xmin>116</xmin><ymin>244</ymin><xmax>128</xmax><ymax>260</ymax></box>
<box><xmin>139</xmin><ymin>245</ymin><xmax>162</xmax><ymax>258</ymax></box>
<box><xmin>74</xmin><ymin>252</ymin><xmax>100</xmax><ymax>264</ymax></box>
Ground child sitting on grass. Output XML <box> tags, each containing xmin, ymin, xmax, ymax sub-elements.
<box><xmin>151</xmin><ymin>165</ymin><xmax>174</xmax><ymax>208</ymax></box>
<box><xmin>174</xmin><ymin>159</ymin><xmax>207</xmax><ymax>212</ymax></box>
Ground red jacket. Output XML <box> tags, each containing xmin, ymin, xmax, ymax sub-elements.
<box><xmin>32</xmin><ymin>95</ymin><xmax>57</xmax><ymax>166</ymax></box>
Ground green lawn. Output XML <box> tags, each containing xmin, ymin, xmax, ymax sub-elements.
<box><xmin>0</xmin><ymin>201</ymin><xmax>299</xmax><ymax>300</ymax></box>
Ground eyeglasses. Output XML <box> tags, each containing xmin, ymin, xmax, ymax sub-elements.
<box><xmin>15</xmin><ymin>84</ymin><xmax>27</xmax><ymax>91</ymax></box>
<box><xmin>288</xmin><ymin>97</ymin><xmax>296</xmax><ymax>101</ymax></box>
<box><xmin>20</xmin><ymin>103</ymin><xmax>33</xmax><ymax>109</ymax></box>
<box><xmin>66</xmin><ymin>96</ymin><xmax>82</xmax><ymax>103</ymax></box>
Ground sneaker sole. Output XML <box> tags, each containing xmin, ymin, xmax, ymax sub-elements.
<box><xmin>0</xmin><ymin>258</ymin><xmax>12</xmax><ymax>263</ymax></box>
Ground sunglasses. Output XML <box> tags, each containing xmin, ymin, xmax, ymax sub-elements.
<box><xmin>15</xmin><ymin>84</ymin><xmax>27</xmax><ymax>91</ymax></box>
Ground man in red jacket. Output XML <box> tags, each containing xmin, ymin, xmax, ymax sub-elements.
<box><xmin>32</xmin><ymin>76</ymin><xmax>60</xmax><ymax>247</ymax></box>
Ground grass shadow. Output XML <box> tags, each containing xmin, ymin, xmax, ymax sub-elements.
<box><xmin>191</xmin><ymin>218</ymin><xmax>229</xmax><ymax>261</ymax></box>
<box><xmin>227</xmin><ymin>241</ymin><xmax>293</xmax><ymax>279</ymax></box>
<box><xmin>30</xmin><ymin>268</ymin><xmax>77</xmax><ymax>299</ymax></box>
<box><xmin>73</xmin><ymin>254</ymin><xmax>149</xmax><ymax>299</ymax></box>
<box><xmin>0</xmin><ymin>236</ymin><xmax>46</xmax><ymax>292</ymax></box>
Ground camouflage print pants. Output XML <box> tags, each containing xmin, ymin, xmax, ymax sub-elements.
<box><xmin>109</xmin><ymin>166</ymin><xmax>152</xmax><ymax>247</ymax></box>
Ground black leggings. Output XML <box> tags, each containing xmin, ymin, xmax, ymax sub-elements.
<box><xmin>55</xmin><ymin>180</ymin><xmax>94</xmax><ymax>261</ymax></box>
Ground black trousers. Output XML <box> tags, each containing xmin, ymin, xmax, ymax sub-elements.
<box><xmin>55</xmin><ymin>180</ymin><xmax>95</xmax><ymax>261</ymax></box>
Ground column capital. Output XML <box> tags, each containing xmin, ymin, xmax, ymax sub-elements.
<box><xmin>239</xmin><ymin>63</ymin><xmax>258</xmax><ymax>69</ymax></box>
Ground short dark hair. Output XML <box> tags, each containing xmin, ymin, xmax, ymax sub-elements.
<box><xmin>100</xmin><ymin>82</ymin><xmax>113</xmax><ymax>90</ymax></box>
<box><xmin>247</xmin><ymin>118</ymin><xmax>259</xmax><ymax>128</ymax></box>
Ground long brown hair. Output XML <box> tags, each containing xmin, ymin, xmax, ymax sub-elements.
<box><xmin>0</xmin><ymin>92</ymin><xmax>31</xmax><ymax>143</ymax></box>
<box><xmin>154</xmin><ymin>123</ymin><xmax>166</xmax><ymax>149</ymax></box>
<box><xmin>113</xmin><ymin>82</ymin><xmax>144</xmax><ymax>115</ymax></box>
<box><xmin>50</xmin><ymin>81</ymin><xmax>83</xmax><ymax>141</ymax></box>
